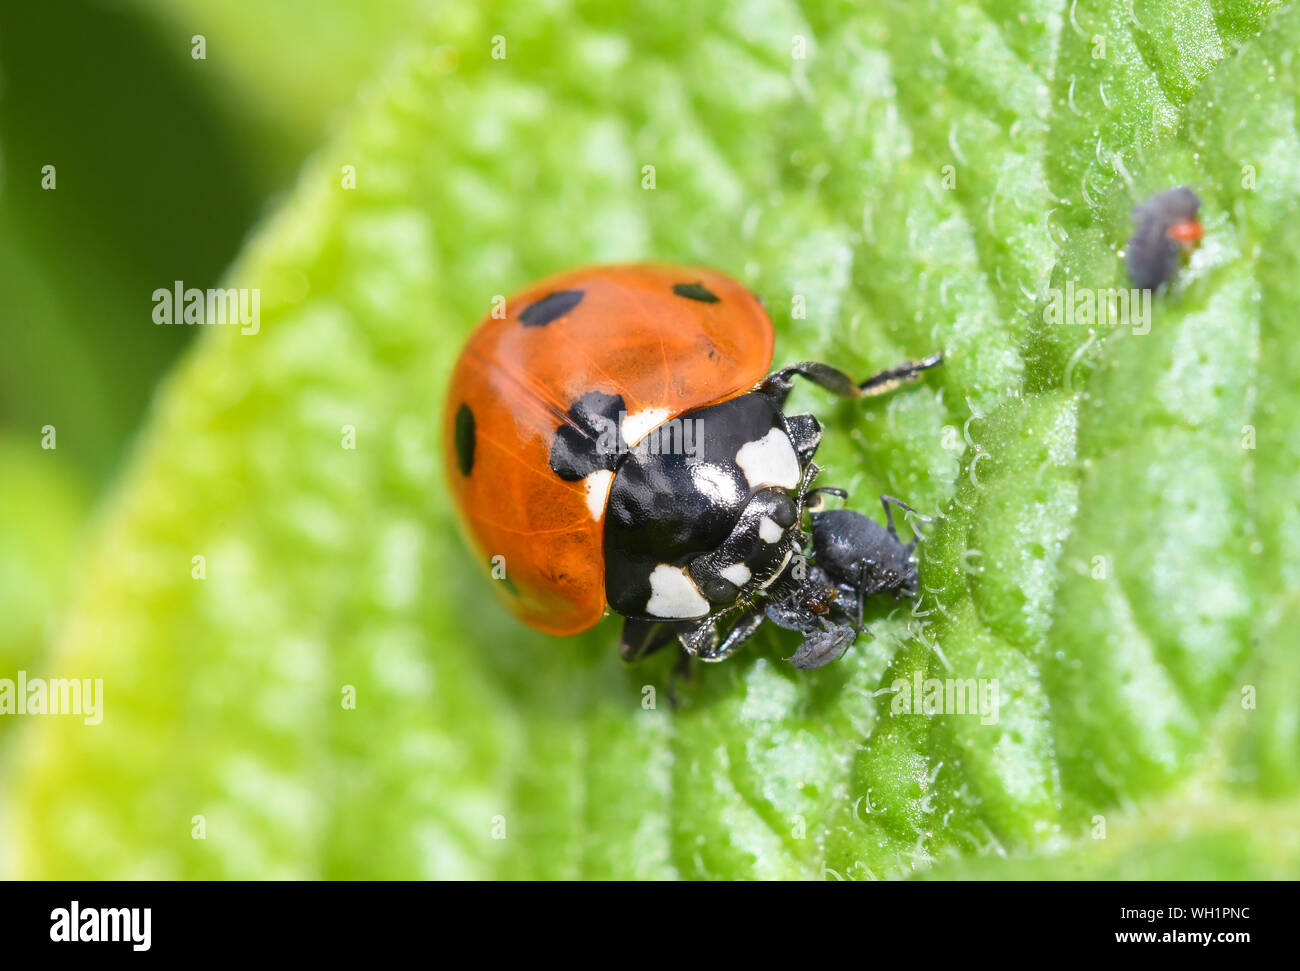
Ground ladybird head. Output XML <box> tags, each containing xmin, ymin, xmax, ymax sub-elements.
<box><xmin>684</xmin><ymin>487</ymin><xmax>802</xmax><ymax>608</ymax></box>
<box><xmin>597</xmin><ymin>392</ymin><xmax>811</xmax><ymax>624</ymax></box>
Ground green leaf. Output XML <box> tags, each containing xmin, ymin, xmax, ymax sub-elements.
<box><xmin>7</xmin><ymin>0</ymin><xmax>1298</xmax><ymax>879</ymax></box>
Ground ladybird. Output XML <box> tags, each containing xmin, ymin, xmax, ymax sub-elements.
<box><xmin>1125</xmin><ymin>186</ymin><xmax>1203</xmax><ymax>290</ymax></box>
<box><xmin>444</xmin><ymin>263</ymin><xmax>941</xmax><ymax>669</ymax></box>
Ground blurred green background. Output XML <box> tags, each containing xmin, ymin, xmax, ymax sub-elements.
<box><xmin>0</xmin><ymin>0</ymin><xmax>412</xmax><ymax>716</ymax></box>
<box><xmin>1</xmin><ymin>0</ymin><xmax>1296</xmax><ymax>879</ymax></box>
<box><xmin>0</xmin><ymin>0</ymin><xmax>419</xmax><ymax>873</ymax></box>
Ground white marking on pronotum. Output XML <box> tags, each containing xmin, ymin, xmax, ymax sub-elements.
<box><xmin>583</xmin><ymin>469</ymin><xmax>614</xmax><ymax>520</ymax></box>
<box><xmin>719</xmin><ymin>563</ymin><xmax>752</xmax><ymax>586</ymax></box>
<box><xmin>620</xmin><ymin>408</ymin><xmax>671</xmax><ymax>448</ymax></box>
<box><xmin>735</xmin><ymin>428</ymin><xmax>801</xmax><ymax>490</ymax></box>
<box><xmin>758</xmin><ymin>516</ymin><xmax>783</xmax><ymax>544</ymax></box>
<box><xmin>646</xmin><ymin>564</ymin><xmax>710</xmax><ymax>619</ymax></box>
<box><xmin>690</xmin><ymin>463</ymin><xmax>741</xmax><ymax>506</ymax></box>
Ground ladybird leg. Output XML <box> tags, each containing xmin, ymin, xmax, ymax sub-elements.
<box><xmin>675</xmin><ymin>618</ymin><xmax>718</xmax><ymax>658</ymax></box>
<box><xmin>667</xmin><ymin>619</ymin><xmax>719</xmax><ymax>708</ymax></box>
<box><xmin>697</xmin><ymin>609</ymin><xmax>768</xmax><ymax>663</ymax></box>
<box><xmin>784</xmin><ymin>412</ymin><xmax>823</xmax><ymax>464</ymax></box>
<box><xmin>619</xmin><ymin>618</ymin><xmax>679</xmax><ymax>663</ymax></box>
<box><xmin>759</xmin><ymin>354</ymin><xmax>943</xmax><ymax>406</ymax></box>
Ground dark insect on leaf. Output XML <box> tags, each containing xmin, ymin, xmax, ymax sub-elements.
<box><xmin>1125</xmin><ymin>186</ymin><xmax>1203</xmax><ymax>290</ymax></box>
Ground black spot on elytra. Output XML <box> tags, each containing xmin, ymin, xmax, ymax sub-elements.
<box><xmin>520</xmin><ymin>289</ymin><xmax>585</xmax><ymax>326</ymax></box>
<box><xmin>549</xmin><ymin>390</ymin><xmax>626</xmax><ymax>481</ymax></box>
<box><xmin>454</xmin><ymin>403</ymin><xmax>476</xmax><ymax>476</ymax></box>
<box><xmin>673</xmin><ymin>282</ymin><xmax>720</xmax><ymax>303</ymax></box>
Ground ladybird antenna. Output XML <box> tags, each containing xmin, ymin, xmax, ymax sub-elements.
<box><xmin>805</xmin><ymin>486</ymin><xmax>849</xmax><ymax>513</ymax></box>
